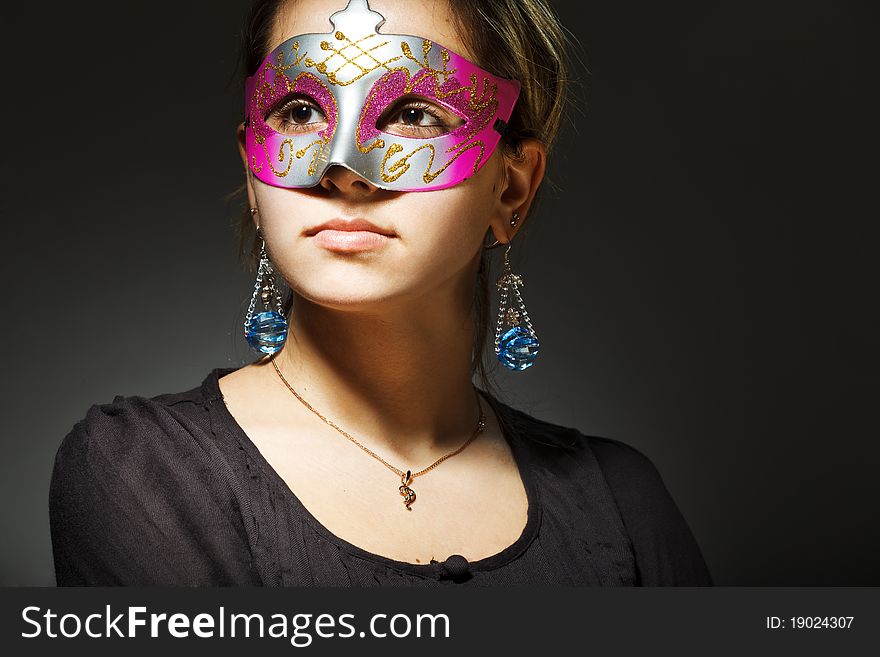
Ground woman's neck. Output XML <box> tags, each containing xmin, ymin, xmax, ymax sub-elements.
<box><xmin>271</xmin><ymin>274</ymin><xmax>484</xmax><ymax>459</ymax></box>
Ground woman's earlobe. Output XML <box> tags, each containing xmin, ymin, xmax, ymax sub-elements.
<box><xmin>486</xmin><ymin>211</ymin><xmax>525</xmax><ymax>247</ymax></box>
<box><xmin>486</xmin><ymin>222</ymin><xmax>512</xmax><ymax>247</ymax></box>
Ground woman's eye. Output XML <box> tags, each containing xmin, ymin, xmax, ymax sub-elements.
<box><xmin>399</xmin><ymin>108</ymin><xmax>436</xmax><ymax>126</ymax></box>
<box><xmin>377</xmin><ymin>98</ymin><xmax>464</xmax><ymax>138</ymax></box>
<box><xmin>266</xmin><ymin>95</ymin><xmax>328</xmax><ymax>135</ymax></box>
<box><xmin>289</xmin><ymin>105</ymin><xmax>316</xmax><ymax>123</ymax></box>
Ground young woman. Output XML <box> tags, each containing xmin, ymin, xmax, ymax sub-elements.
<box><xmin>49</xmin><ymin>0</ymin><xmax>713</xmax><ymax>586</ymax></box>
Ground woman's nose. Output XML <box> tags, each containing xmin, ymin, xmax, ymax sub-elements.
<box><xmin>319</xmin><ymin>165</ymin><xmax>379</xmax><ymax>195</ymax></box>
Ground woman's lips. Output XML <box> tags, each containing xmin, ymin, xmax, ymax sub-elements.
<box><xmin>311</xmin><ymin>229</ymin><xmax>393</xmax><ymax>252</ymax></box>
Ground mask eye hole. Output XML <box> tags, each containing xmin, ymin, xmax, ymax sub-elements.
<box><xmin>376</xmin><ymin>95</ymin><xmax>465</xmax><ymax>139</ymax></box>
<box><xmin>265</xmin><ymin>93</ymin><xmax>328</xmax><ymax>135</ymax></box>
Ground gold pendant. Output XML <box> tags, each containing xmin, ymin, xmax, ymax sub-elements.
<box><xmin>399</xmin><ymin>470</ymin><xmax>416</xmax><ymax>510</ymax></box>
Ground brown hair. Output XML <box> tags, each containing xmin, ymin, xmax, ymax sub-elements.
<box><xmin>235</xmin><ymin>0</ymin><xmax>573</xmax><ymax>398</ymax></box>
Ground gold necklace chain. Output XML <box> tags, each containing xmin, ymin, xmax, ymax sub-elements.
<box><xmin>270</xmin><ymin>356</ymin><xmax>486</xmax><ymax>510</ymax></box>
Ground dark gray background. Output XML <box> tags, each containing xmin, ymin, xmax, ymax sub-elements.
<box><xmin>0</xmin><ymin>0</ymin><xmax>875</xmax><ymax>585</ymax></box>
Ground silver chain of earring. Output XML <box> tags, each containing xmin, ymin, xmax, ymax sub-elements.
<box><xmin>242</xmin><ymin>208</ymin><xmax>289</xmax><ymax>354</ymax></box>
<box><xmin>244</xmin><ymin>230</ymin><xmax>282</xmax><ymax>330</ymax></box>
<box><xmin>490</xmin><ymin>213</ymin><xmax>540</xmax><ymax>370</ymax></box>
<box><xmin>493</xmin><ymin>244</ymin><xmax>537</xmax><ymax>348</ymax></box>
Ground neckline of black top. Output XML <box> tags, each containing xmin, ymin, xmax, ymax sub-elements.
<box><xmin>204</xmin><ymin>366</ymin><xmax>543</xmax><ymax>579</ymax></box>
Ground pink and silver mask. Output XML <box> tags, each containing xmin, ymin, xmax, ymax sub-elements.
<box><xmin>244</xmin><ymin>0</ymin><xmax>521</xmax><ymax>192</ymax></box>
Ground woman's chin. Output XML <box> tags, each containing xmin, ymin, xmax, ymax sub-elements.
<box><xmin>291</xmin><ymin>284</ymin><xmax>407</xmax><ymax>312</ymax></box>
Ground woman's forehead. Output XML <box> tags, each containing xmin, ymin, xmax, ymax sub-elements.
<box><xmin>269</xmin><ymin>0</ymin><xmax>472</xmax><ymax>60</ymax></box>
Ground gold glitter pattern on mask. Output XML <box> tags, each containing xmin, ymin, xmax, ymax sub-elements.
<box><xmin>273</xmin><ymin>41</ymin><xmax>308</xmax><ymax>71</ymax></box>
<box><xmin>296</xmin><ymin>138</ymin><xmax>330</xmax><ymax>176</ymax></box>
<box><xmin>259</xmin><ymin>136</ymin><xmax>329</xmax><ymax>178</ymax></box>
<box><xmin>305</xmin><ymin>31</ymin><xmax>402</xmax><ymax>86</ymax></box>
<box><xmin>380</xmin><ymin>139</ymin><xmax>485</xmax><ymax>184</ymax></box>
<box><xmin>401</xmin><ymin>40</ymin><xmax>455</xmax><ymax>85</ymax></box>
<box><xmin>262</xmin><ymin>139</ymin><xmax>296</xmax><ymax>177</ymax></box>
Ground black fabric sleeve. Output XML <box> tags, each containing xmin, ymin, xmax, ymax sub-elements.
<box><xmin>49</xmin><ymin>396</ymin><xmax>260</xmax><ymax>586</ymax></box>
<box><xmin>589</xmin><ymin>436</ymin><xmax>714</xmax><ymax>586</ymax></box>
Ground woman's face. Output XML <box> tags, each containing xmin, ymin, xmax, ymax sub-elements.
<box><xmin>240</xmin><ymin>0</ymin><xmax>509</xmax><ymax>313</ymax></box>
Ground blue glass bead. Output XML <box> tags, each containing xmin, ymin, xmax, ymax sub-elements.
<box><xmin>498</xmin><ymin>326</ymin><xmax>540</xmax><ymax>371</ymax></box>
<box><xmin>245</xmin><ymin>310</ymin><xmax>288</xmax><ymax>354</ymax></box>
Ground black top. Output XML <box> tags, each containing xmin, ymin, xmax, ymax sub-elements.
<box><xmin>49</xmin><ymin>367</ymin><xmax>713</xmax><ymax>586</ymax></box>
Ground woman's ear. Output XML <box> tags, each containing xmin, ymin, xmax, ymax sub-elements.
<box><xmin>488</xmin><ymin>138</ymin><xmax>547</xmax><ymax>245</ymax></box>
<box><xmin>237</xmin><ymin>123</ymin><xmax>259</xmax><ymax>224</ymax></box>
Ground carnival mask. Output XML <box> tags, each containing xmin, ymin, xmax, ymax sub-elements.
<box><xmin>244</xmin><ymin>0</ymin><xmax>521</xmax><ymax>192</ymax></box>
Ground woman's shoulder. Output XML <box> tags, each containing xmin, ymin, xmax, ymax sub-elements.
<box><xmin>57</xmin><ymin>376</ymin><xmax>212</xmax><ymax>454</ymax></box>
<box><xmin>50</xmin><ymin>369</ymin><xmax>233</xmax><ymax>498</ymax></box>
<box><xmin>491</xmin><ymin>396</ymin><xmax>713</xmax><ymax>585</ymax></box>
<box><xmin>488</xmin><ymin>393</ymin><xmax>664</xmax><ymax>482</ymax></box>
<box><xmin>496</xmin><ymin>395</ymin><xmax>683</xmax><ymax>506</ymax></box>
<box><xmin>49</xmin><ymin>368</ymin><xmax>259</xmax><ymax>585</ymax></box>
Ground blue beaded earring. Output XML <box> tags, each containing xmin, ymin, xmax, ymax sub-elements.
<box><xmin>489</xmin><ymin>214</ymin><xmax>540</xmax><ymax>370</ymax></box>
<box><xmin>243</xmin><ymin>213</ymin><xmax>288</xmax><ymax>354</ymax></box>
